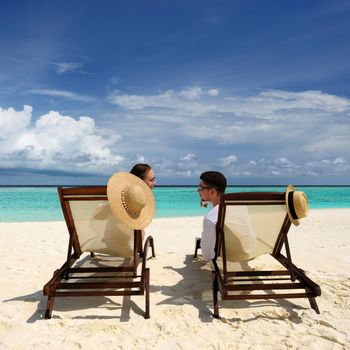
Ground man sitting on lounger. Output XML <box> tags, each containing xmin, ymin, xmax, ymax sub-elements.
<box><xmin>197</xmin><ymin>171</ymin><xmax>256</xmax><ymax>262</ymax></box>
<box><xmin>197</xmin><ymin>171</ymin><xmax>227</xmax><ymax>261</ymax></box>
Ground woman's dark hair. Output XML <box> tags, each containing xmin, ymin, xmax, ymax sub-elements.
<box><xmin>200</xmin><ymin>171</ymin><xmax>227</xmax><ymax>194</ymax></box>
<box><xmin>130</xmin><ymin>163</ymin><xmax>152</xmax><ymax>180</ymax></box>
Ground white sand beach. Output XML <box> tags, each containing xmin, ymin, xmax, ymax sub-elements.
<box><xmin>0</xmin><ymin>208</ymin><xmax>349</xmax><ymax>349</ymax></box>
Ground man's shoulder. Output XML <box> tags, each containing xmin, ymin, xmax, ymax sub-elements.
<box><xmin>204</xmin><ymin>205</ymin><xmax>219</xmax><ymax>223</ymax></box>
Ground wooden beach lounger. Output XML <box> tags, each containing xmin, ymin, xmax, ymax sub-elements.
<box><xmin>210</xmin><ymin>190</ymin><xmax>321</xmax><ymax>318</ymax></box>
<box><xmin>43</xmin><ymin>186</ymin><xmax>155</xmax><ymax>319</ymax></box>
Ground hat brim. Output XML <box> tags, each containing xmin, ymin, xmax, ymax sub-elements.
<box><xmin>285</xmin><ymin>184</ymin><xmax>300</xmax><ymax>226</ymax></box>
<box><xmin>107</xmin><ymin>172</ymin><xmax>155</xmax><ymax>229</ymax></box>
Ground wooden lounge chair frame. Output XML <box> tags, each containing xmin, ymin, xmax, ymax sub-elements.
<box><xmin>43</xmin><ymin>186</ymin><xmax>155</xmax><ymax>319</ymax></box>
<box><xmin>211</xmin><ymin>191</ymin><xmax>321</xmax><ymax>318</ymax></box>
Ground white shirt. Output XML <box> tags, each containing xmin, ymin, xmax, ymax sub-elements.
<box><xmin>201</xmin><ymin>205</ymin><xmax>219</xmax><ymax>262</ymax></box>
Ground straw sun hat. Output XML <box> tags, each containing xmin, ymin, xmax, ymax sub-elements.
<box><xmin>107</xmin><ymin>172</ymin><xmax>155</xmax><ymax>230</ymax></box>
<box><xmin>285</xmin><ymin>184</ymin><xmax>309</xmax><ymax>226</ymax></box>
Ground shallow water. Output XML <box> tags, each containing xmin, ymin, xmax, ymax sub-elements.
<box><xmin>0</xmin><ymin>186</ymin><xmax>349</xmax><ymax>222</ymax></box>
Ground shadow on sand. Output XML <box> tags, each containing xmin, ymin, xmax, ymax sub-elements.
<box><xmin>4</xmin><ymin>289</ymin><xmax>147</xmax><ymax>323</ymax></box>
<box><xmin>150</xmin><ymin>254</ymin><xmax>215</xmax><ymax>322</ymax></box>
<box><xmin>4</xmin><ymin>253</ymin><xmax>306</xmax><ymax>324</ymax></box>
<box><xmin>151</xmin><ymin>254</ymin><xmax>306</xmax><ymax>324</ymax></box>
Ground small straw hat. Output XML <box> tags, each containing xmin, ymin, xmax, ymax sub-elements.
<box><xmin>285</xmin><ymin>184</ymin><xmax>309</xmax><ymax>226</ymax></box>
<box><xmin>107</xmin><ymin>172</ymin><xmax>155</xmax><ymax>229</ymax></box>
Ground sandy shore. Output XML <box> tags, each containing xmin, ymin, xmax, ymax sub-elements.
<box><xmin>0</xmin><ymin>209</ymin><xmax>349</xmax><ymax>349</ymax></box>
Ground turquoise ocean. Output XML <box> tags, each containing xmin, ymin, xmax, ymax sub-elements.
<box><xmin>0</xmin><ymin>186</ymin><xmax>350</xmax><ymax>222</ymax></box>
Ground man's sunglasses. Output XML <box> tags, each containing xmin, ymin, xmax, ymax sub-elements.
<box><xmin>197</xmin><ymin>185</ymin><xmax>213</xmax><ymax>191</ymax></box>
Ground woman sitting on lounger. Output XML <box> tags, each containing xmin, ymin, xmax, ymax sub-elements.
<box><xmin>130</xmin><ymin>163</ymin><xmax>156</xmax><ymax>241</ymax></box>
<box><xmin>130</xmin><ymin>163</ymin><xmax>156</xmax><ymax>189</ymax></box>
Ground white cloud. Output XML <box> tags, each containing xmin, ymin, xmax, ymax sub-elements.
<box><xmin>274</xmin><ymin>158</ymin><xmax>291</xmax><ymax>165</ymax></box>
<box><xmin>221</xmin><ymin>155</ymin><xmax>238</xmax><ymax>166</ymax></box>
<box><xmin>108</xmin><ymin>87</ymin><xmax>219</xmax><ymax>110</ymax></box>
<box><xmin>208</xmin><ymin>89</ymin><xmax>219</xmax><ymax>96</ymax></box>
<box><xmin>137</xmin><ymin>156</ymin><xmax>146</xmax><ymax>163</ymax></box>
<box><xmin>304</xmin><ymin>127</ymin><xmax>350</xmax><ymax>155</ymax></box>
<box><xmin>30</xmin><ymin>88</ymin><xmax>94</xmax><ymax>102</ymax></box>
<box><xmin>2</xmin><ymin>86</ymin><xmax>350</xmax><ymax>182</ymax></box>
<box><xmin>0</xmin><ymin>106</ymin><xmax>123</xmax><ymax>174</ymax></box>
<box><xmin>104</xmin><ymin>86</ymin><xmax>350</xmax><ymax>180</ymax></box>
<box><xmin>259</xmin><ymin>90</ymin><xmax>350</xmax><ymax>113</ymax></box>
<box><xmin>334</xmin><ymin>157</ymin><xmax>346</xmax><ymax>165</ymax></box>
<box><xmin>179</xmin><ymin>87</ymin><xmax>203</xmax><ymax>100</ymax></box>
<box><xmin>108</xmin><ymin>90</ymin><xmax>176</xmax><ymax>110</ymax></box>
<box><xmin>54</xmin><ymin>62</ymin><xmax>83</xmax><ymax>74</ymax></box>
<box><xmin>175</xmin><ymin>169</ymin><xmax>193</xmax><ymax>177</ymax></box>
<box><xmin>181</xmin><ymin>153</ymin><xmax>196</xmax><ymax>162</ymax></box>
<box><xmin>0</xmin><ymin>105</ymin><xmax>32</xmax><ymax>136</ymax></box>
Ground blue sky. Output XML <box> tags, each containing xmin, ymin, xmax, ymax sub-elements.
<box><xmin>1</xmin><ymin>0</ymin><xmax>350</xmax><ymax>185</ymax></box>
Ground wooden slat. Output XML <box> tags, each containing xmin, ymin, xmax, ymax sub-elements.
<box><xmin>58</xmin><ymin>281</ymin><xmax>141</xmax><ymax>289</ymax></box>
<box><xmin>225</xmin><ymin>282</ymin><xmax>304</xmax><ymax>291</ymax></box>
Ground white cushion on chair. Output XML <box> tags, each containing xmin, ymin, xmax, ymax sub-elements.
<box><xmin>70</xmin><ymin>201</ymin><xmax>134</xmax><ymax>257</ymax></box>
<box><xmin>223</xmin><ymin>205</ymin><xmax>286</xmax><ymax>262</ymax></box>
<box><xmin>223</xmin><ymin>205</ymin><xmax>256</xmax><ymax>262</ymax></box>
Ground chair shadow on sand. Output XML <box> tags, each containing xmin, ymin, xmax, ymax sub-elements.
<box><xmin>150</xmin><ymin>254</ymin><xmax>214</xmax><ymax>322</ymax></box>
<box><xmin>4</xmin><ymin>291</ymin><xmax>145</xmax><ymax>323</ymax></box>
<box><xmin>4</xmin><ymin>255</ymin><xmax>305</xmax><ymax>324</ymax></box>
<box><xmin>151</xmin><ymin>254</ymin><xmax>305</xmax><ymax>324</ymax></box>
<box><xmin>3</xmin><ymin>254</ymin><xmax>149</xmax><ymax>323</ymax></box>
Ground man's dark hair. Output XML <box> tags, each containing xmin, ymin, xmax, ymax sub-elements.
<box><xmin>200</xmin><ymin>171</ymin><xmax>227</xmax><ymax>194</ymax></box>
<box><xmin>130</xmin><ymin>163</ymin><xmax>152</xmax><ymax>180</ymax></box>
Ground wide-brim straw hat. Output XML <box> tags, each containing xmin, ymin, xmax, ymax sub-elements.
<box><xmin>107</xmin><ymin>172</ymin><xmax>155</xmax><ymax>230</ymax></box>
<box><xmin>285</xmin><ymin>184</ymin><xmax>309</xmax><ymax>226</ymax></box>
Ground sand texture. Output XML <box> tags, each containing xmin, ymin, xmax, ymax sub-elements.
<box><xmin>0</xmin><ymin>209</ymin><xmax>349</xmax><ymax>349</ymax></box>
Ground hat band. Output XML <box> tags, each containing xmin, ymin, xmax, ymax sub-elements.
<box><xmin>288</xmin><ymin>191</ymin><xmax>298</xmax><ymax>220</ymax></box>
<box><xmin>121</xmin><ymin>191</ymin><xmax>141</xmax><ymax>216</ymax></box>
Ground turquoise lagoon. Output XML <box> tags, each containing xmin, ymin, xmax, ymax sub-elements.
<box><xmin>0</xmin><ymin>186</ymin><xmax>349</xmax><ymax>222</ymax></box>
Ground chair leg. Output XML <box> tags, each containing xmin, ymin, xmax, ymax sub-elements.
<box><xmin>212</xmin><ymin>272</ymin><xmax>220</xmax><ymax>318</ymax></box>
<box><xmin>144</xmin><ymin>268</ymin><xmax>150</xmax><ymax>319</ymax></box>
<box><xmin>142</xmin><ymin>236</ymin><xmax>155</xmax><ymax>259</ymax></box>
<box><xmin>308</xmin><ymin>296</ymin><xmax>320</xmax><ymax>314</ymax></box>
<box><xmin>150</xmin><ymin>237</ymin><xmax>155</xmax><ymax>258</ymax></box>
<box><xmin>194</xmin><ymin>237</ymin><xmax>201</xmax><ymax>258</ymax></box>
<box><xmin>45</xmin><ymin>297</ymin><xmax>55</xmax><ymax>319</ymax></box>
